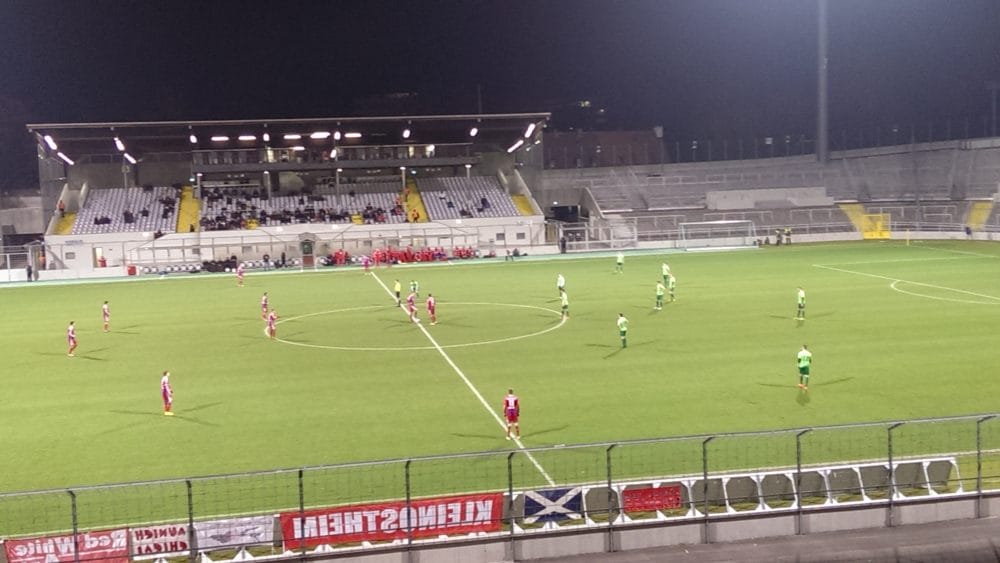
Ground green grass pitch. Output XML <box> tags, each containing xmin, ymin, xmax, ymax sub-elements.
<box><xmin>2</xmin><ymin>239</ymin><xmax>1000</xmax><ymax>534</ymax></box>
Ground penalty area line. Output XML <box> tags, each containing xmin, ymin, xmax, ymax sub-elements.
<box><xmin>368</xmin><ymin>272</ymin><xmax>556</xmax><ymax>487</ymax></box>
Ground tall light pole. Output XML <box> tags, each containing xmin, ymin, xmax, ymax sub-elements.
<box><xmin>988</xmin><ymin>81</ymin><xmax>999</xmax><ymax>138</ymax></box>
<box><xmin>817</xmin><ymin>0</ymin><xmax>829</xmax><ymax>163</ymax></box>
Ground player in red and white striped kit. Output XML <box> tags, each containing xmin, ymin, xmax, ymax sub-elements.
<box><xmin>161</xmin><ymin>371</ymin><xmax>174</xmax><ymax>416</ymax></box>
<box><xmin>260</xmin><ymin>292</ymin><xmax>269</xmax><ymax>320</ymax></box>
<box><xmin>67</xmin><ymin>321</ymin><xmax>78</xmax><ymax>357</ymax></box>
<box><xmin>406</xmin><ymin>292</ymin><xmax>419</xmax><ymax>323</ymax></box>
<box><xmin>503</xmin><ymin>389</ymin><xmax>520</xmax><ymax>440</ymax></box>
<box><xmin>102</xmin><ymin>301</ymin><xmax>110</xmax><ymax>333</ymax></box>
<box><xmin>426</xmin><ymin>293</ymin><xmax>437</xmax><ymax>325</ymax></box>
<box><xmin>267</xmin><ymin>310</ymin><xmax>278</xmax><ymax>339</ymax></box>
<box><xmin>236</xmin><ymin>263</ymin><xmax>245</xmax><ymax>287</ymax></box>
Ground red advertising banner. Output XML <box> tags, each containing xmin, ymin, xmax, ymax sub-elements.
<box><xmin>279</xmin><ymin>492</ymin><xmax>503</xmax><ymax>549</ymax></box>
<box><xmin>4</xmin><ymin>528</ymin><xmax>129</xmax><ymax>563</ymax></box>
<box><xmin>622</xmin><ymin>485</ymin><xmax>683</xmax><ymax>512</ymax></box>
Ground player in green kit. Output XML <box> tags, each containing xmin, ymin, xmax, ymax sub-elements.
<box><xmin>615</xmin><ymin>251</ymin><xmax>624</xmax><ymax>273</ymax></box>
<box><xmin>796</xmin><ymin>287</ymin><xmax>806</xmax><ymax>321</ymax></box>
<box><xmin>655</xmin><ymin>281</ymin><xmax>665</xmax><ymax>310</ymax></box>
<box><xmin>410</xmin><ymin>279</ymin><xmax>419</xmax><ymax>297</ymax></box>
<box><xmin>560</xmin><ymin>289</ymin><xmax>569</xmax><ymax>320</ymax></box>
<box><xmin>393</xmin><ymin>280</ymin><xmax>402</xmax><ymax>306</ymax></box>
<box><xmin>797</xmin><ymin>344</ymin><xmax>812</xmax><ymax>390</ymax></box>
<box><xmin>668</xmin><ymin>274</ymin><xmax>676</xmax><ymax>302</ymax></box>
<box><xmin>617</xmin><ymin>313</ymin><xmax>629</xmax><ymax>348</ymax></box>
<box><xmin>661</xmin><ymin>262</ymin><xmax>670</xmax><ymax>284</ymax></box>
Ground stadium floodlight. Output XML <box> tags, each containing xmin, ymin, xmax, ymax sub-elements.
<box><xmin>333</xmin><ymin>131</ymin><xmax>342</xmax><ymax>141</ymax></box>
<box><xmin>238</xmin><ymin>135</ymin><xmax>256</xmax><ymax>142</ymax></box>
<box><xmin>123</xmin><ymin>152</ymin><xmax>137</xmax><ymax>164</ymax></box>
<box><xmin>114</xmin><ymin>137</ymin><xmax>125</xmax><ymax>152</ymax></box>
<box><xmin>399</xmin><ymin>166</ymin><xmax>406</xmax><ymax>171</ymax></box>
<box><xmin>211</xmin><ymin>136</ymin><xmax>230</xmax><ymax>142</ymax></box>
<box><xmin>465</xmin><ymin>163</ymin><xmax>472</xmax><ymax>169</ymax></box>
<box><xmin>189</xmin><ymin>134</ymin><xmax>198</xmax><ymax>144</ymax></box>
<box><xmin>336</xmin><ymin>168</ymin><xmax>343</xmax><ymax>172</ymax></box>
<box><xmin>262</xmin><ymin>132</ymin><xmax>270</xmax><ymax>143</ymax></box>
<box><xmin>469</xmin><ymin>126</ymin><xmax>479</xmax><ymax>137</ymax></box>
<box><xmin>402</xmin><ymin>128</ymin><xmax>411</xmax><ymax>139</ymax></box>
<box><xmin>523</xmin><ymin>122</ymin><xmax>536</xmax><ymax>138</ymax></box>
<box><xmin>291</xmin><ymin>146</ymin><xmax>305</xmax><ymax>152</ymax></box>
<box><xmin>310</xmin><ymin>131</ymin><xmax>331</xmax><ymax>140</ymax></box>
<box><xmin>43</xmin><ymin>135</ymin><xmax>57</xmax><ymax>150</ymax></box>
<box><xmin>344</xmin><ymin>132</ymin><xmax>362</xmax><ymax>139</ymax></box>
<box><xmin>507</xmin><ymin>139</ymin><xmax>524</xmax><ymax>153</ymax></box>
<box><xmin>57</xmin><ymin>152</ymin><xmax>74</xmax><ymax>165</ymax></box>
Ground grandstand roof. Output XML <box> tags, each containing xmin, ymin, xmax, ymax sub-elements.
<box><xmin>26</xmin><ymin>113</ymin><xmax>549</xmax><ymax>157</ymax></box>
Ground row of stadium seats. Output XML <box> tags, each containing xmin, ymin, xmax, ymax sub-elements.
<box><xmin>416</xmin><ymin>176</ymin><xmax>521</xmax><ymax>219</ymax></box>
<box><xmin>73</xmin><ymin>187</ymin><xmax>179</xmax><ymax>235</ymax></box>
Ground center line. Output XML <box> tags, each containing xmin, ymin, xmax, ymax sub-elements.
<box><xmin>369</xmin><ymin>272</ymin><xmax>556</xmax><ymax>486</ymax></box>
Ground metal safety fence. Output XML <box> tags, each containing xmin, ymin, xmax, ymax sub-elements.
<box><xmin>2</xmin><ymin>413</ymin><xmax>999</xmax><ymax>561</ymax></box>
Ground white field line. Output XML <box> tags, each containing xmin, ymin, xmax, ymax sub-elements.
<box><xmin>815</xmin><ymin>256</ymin><xmax>981</xmax><ymax>266</ymax></box>
<box><xmin>910</xmin><ymin>243</ymin><xmax>1000</xmax><ymax>260</ymax></box>
<box><xmin>813</xmin><ymin>263</ymin><xmax>1000</xmax><ymax>303</ymax></box>
<box><xmin>369</xmin><ymin>272</ymin><xmax>556</xmax><ymax>486</ymax></box>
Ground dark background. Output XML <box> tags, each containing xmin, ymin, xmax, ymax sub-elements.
<box><xmin>1</xmin><ymin>0</ymin><xmax>998</xmax><ymax>190</ymax></box>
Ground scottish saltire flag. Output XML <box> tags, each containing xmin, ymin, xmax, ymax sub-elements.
<box><xmin>523</xmin><ymin>487</ymin><xmax>583</xmax><ymax>523</ymax></box>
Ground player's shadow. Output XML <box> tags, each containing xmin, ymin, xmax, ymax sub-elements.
<box><xmin>451</xmin><ymin>431</ymin><xmax>501</xmax><ymax>442</ymax></box>
<box><xmin>523</xmin><ymin>425</ymin><xmax>569</xmax><ymax>439</ymax></box>
<box><xmin>814</xmin><ymin>376</ymin><xmax>853</xmax><ymax>387</ymax></box>
<box><xmin>796</xmin><ymin>391</ymin><xmax>811</xmax><ymax>406</ymax></box>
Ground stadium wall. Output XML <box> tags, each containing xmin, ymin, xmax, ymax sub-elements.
<box><xmin>290</xmin><ymin>494</ymin><xmax>999</xmax><ymax>562</ymax></box>
<box><xmin>38</xmin><ymin>216</ymin><xmax>548</xmax><ymax>278</ymax></box>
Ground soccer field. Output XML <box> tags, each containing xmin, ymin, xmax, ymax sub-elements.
<box><xmin>2</xmin><ymin>240</ymin><xmax>1000</xmax><ymax>531</ymax></box>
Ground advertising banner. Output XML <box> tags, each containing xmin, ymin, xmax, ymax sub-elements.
<box><xmin>622</xmin><ymin>484</ymin><xmax>684</xmax><ymax>512</ymax></box>
<box><xmin>130</xmin><ymin>524</ymin><xmax>190</xmax><ymax>559</ymax></box>
<box><xmin>4</xmin><ymin>528</ymin><xmax>128</xmax><ymax>563</ymax></box>
<box><xmin>195</xmin><ymin>516</ymin><xmax>275</xmax><ymax>551</ymax></box>
<box><xmin>279</xmin><ymin>492</ymin><xmax>503</xmax><ymax>549</ymax></box>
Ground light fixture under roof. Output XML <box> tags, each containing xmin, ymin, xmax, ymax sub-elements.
<box><xmin>123</xmin><ymin>153</ymin><xmax>137</xmax><ymax>164</ymax></box>
<box><xmin>57</xmin><ymin>152</ymin><xmax>74</xmax><ymax>165</ymax></box>
<box><xmin>238</xmin><ymin>135</ymin><xmax>256</xmax><ymax>142</ymax></box>
<box><xmin>291</xmin><ymin>146</ymin><xmax>305</xmax><ymax>152</ymax></box>
<box><xmin>310</xmin><ymin>131</ymin><xmax>331</xmax><ymax>140</ymax></box>
<box><xmin>333</xmin><ymin>131</ymin><xmax>342</xmax><ymax>141</ymax></box>
<box><xmin>43</xmin><ymin>135</ymin><xmax>57</xmax><ymax>150</ymax></box>
<box><xmin>262</xmin><ymin>132</ymin><xmax>270</xmax><ymax>143</ymax></box>
<box><xmin>114</xmin><ymin>137</ymin><xmax>125</xmax><ymax>152</ymax></box>
<box><xmin>329</xmin><ymin>148</ymin><xmax>338</xmax><ymax>158</ymax></box>
<box><xmin>283</xmin><ymin>134</ymin><xmax>302</xmax><ymax>140</ymax></box>
<box><xmin>402</xmin><ymin>128</ymin><xmax>411</xmax><ymax>139</ymax></box>
<box><xmin>189</xmin><ymin>134</ymin><xmax>198</xmax><ymax>144</ymax></box>
<box><xmin>211</xmin><ymin>136</ymin><xmax>230</xmax><ymax>142</ymax></box>
<box><xmin>469</xmin><ymin>126</ymin><xmax>479</xmax><ymax>137</ymax></box>
<box><xmin>507</xmin><ymin>139</ymin><xmax>524</xmax><ymax>153</ymax></box>
<box><xmin>344</xmin><ymin>132</ymin><xmax>362</xmax><ymax>139</ymax></box>
<box><xmin>523</xmin><ymin>123</ymin><xmax>537</xmax><ymax>138</ymax></box>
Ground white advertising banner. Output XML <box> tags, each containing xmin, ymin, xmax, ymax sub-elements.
<box><xmin>194</xmin><ymin>516</ymin><xmax>275</xmax><ymax>551</ymax></box>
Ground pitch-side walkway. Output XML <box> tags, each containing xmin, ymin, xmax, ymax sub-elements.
<box><xmin>534</xmin><ymin>518</ymin><xmax>1000</xmax><ymax>562</ymax></box>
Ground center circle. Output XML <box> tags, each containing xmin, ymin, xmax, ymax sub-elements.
<box><xmin>274</xmin><ymin>302</ymin><xmax>565</xmax><ymax>351</ymax></box>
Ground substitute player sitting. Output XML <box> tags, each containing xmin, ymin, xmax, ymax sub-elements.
<box><xmin>503</xmin><ymin>389</ymin><xmax>520</xmax><ymax>440</ymax></box>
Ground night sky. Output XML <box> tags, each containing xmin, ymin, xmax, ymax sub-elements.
<box><xmin>1</xmin><ymin>0</ymin><xmax>998</xmax><ymax>189</ymax></box>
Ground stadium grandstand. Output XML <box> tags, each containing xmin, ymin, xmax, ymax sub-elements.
<box><xmin>1</xmin><ymin>114</ymin><xmax>998</xmax><ymax>281</ymax></box>
<box><xmin>18</xmin><ymin>114</ymin><xmax>549</xmax><ymax>279</ymax></box>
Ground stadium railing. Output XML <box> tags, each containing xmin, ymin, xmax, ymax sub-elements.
<box><xmin>2</xmin><ymin>413</ymin><xmax>1000</xmax><ymax>560</ymax></box>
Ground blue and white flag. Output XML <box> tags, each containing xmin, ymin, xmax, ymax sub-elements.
<box><xmin>523</xmin><ymin>487</ymin><xmax>583</xmax><ymax>523</ymax></box>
